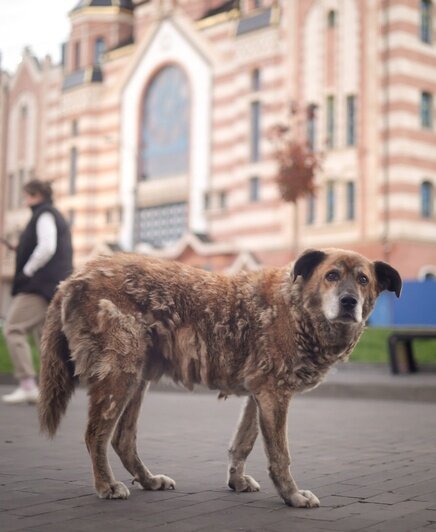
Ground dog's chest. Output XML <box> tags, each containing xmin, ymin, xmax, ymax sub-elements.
<box><xmin>279</xmin><ymin>323</ymin><xmax>352</xmax><ymax>392</ymax></box>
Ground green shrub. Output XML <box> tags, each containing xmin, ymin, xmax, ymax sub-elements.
<box><xmin>351</xmin><ymin>327</ymin><xmax>436</xmax><ymax>364</ymax></box>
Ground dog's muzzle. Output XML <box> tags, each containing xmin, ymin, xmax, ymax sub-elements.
<box><xmin>339</xmin><ymin>294</ymin><xmax>359</xmax><ymax>321</ymax></box>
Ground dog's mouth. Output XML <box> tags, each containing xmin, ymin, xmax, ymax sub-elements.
<box><xmin>335</xmin><ymin>312</ymin><xmax>359</xmax><ymax>324</ymax></box>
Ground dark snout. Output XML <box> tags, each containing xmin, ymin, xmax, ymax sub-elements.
<box><xmin>339</xmin><ymin>293</ymin><xmax>359</xmax><ymax>321</ymax></box>
<box><xmin>340</xmin><ymin>294</ymin><xmax>358</xmax><ymax>311</ymax></box>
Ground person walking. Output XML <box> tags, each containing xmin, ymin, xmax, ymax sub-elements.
<box><xmin>2</xmin><ymin>179</ymin><xmax>73</xmax><ymax>404</ymax></box>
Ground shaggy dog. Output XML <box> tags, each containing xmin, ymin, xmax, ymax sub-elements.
<box><xmin>38</xmin><ymin>248</ymin><xmax>401</xmax><ymax>507</ymax></box>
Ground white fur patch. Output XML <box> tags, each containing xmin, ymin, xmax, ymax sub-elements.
<box><xmin>322</xmin><ymin>290</ymin><xmax>340</xmax><ymax>320</ymax></box>
<box><xmin>354</xmin><ymin>300</ymin><xmax>363</xmax><ymax>323</ymax></box>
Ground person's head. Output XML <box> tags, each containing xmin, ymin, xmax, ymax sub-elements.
<box><xmin>23</xmin><ymin>180</ymin><xmax>53</xmax><ymax>207</ymax></box>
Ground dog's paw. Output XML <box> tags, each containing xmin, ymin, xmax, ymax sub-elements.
<box><xmin>98</xmin><ymin>481</ymin><xmax>130</xmax><ymax>500</ymax></box>
<box><xmin>287</xmin><ymin>489</ymin><xmax>320</xmax><ymax>508</ymax></box>
<box><xmin>144</xmin><ymin>474</ymin><xmax>176</xmax><ymax>491</ymax></box>
<box><xmin>228</xmin><ymin>474</ymin><xmax>260</xmax><ymax>493</ymax></box>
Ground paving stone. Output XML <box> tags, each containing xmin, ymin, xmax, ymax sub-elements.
<box><xmin>1</xmin><ymin>386</ymin><xmax>436</xmax><ymax>531</ymax></box>
<box><xmin>362</xmin><ymin>509</ymin><xmax>436</xmax><ymax>532</ymax></box>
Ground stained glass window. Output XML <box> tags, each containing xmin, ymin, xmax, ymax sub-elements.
<box><xmin>140</xmin><ymin>65</ymin><xmax>190</xmax><ymax>180</ymax></box>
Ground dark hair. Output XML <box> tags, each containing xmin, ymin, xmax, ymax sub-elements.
<box><xmin>23</xmin><ymin>179</ymin><xmax>53</xmax><ymax>202</ymax></box>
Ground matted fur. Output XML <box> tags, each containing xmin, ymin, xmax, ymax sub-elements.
<box><xmin>38</xmin><ymin>248</ymin><xmax>401</xmax><ymax>507</ymax></box>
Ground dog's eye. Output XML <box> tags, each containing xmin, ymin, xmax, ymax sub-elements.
<box><xmin>325</xmin><ymin>271</ymin><xmax>340</xmax><ymax>282</ymax></box>
<box><xmin>358</xmin><ymin>274</ymin><xmax>369</xmax><ymax>286</ymax></box>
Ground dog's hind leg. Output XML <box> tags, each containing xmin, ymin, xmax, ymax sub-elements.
<box><xmin>111</xmin><ymin>378</ymin><xmax>176</xmax><ymax>491</ymax></box>
<box><xmin>227</xmin><ymin>395</ymin><xmax>260</xmax><ymax>493</ymax></box>
<box><xmin>85</xmin><ymin>376</ymin><xmax>135</xmax><ymax>500</ymax></box>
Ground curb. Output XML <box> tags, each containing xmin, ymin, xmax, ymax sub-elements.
<box><xmin>1</xmin><ymin>364</ymin><xmax>435</xmax><ymax>403</ymax></box>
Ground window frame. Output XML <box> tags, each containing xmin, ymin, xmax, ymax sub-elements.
<box><xmin>421</xmin><ymin>91</ymin><xmax>433</xmax><ymax>129</ymax></box>
<box><xmin>346</xmin><ymin>95</ymin><xmax>357</xmax><ymax>146</ymax></box>
<box><xmin>251</xmin><ymin>68</ymin><xmax>261</xmax><ymax>91</ymax></box>
<box><xmin>326</xmin><ymin>180</ymin><xmax>335</xmax><ymax>223</ymax></box>
<box><xmin>250</xmin><ymin>100</ymin><xmax>261</xmax><ymax>162</ymax></box>
<box><xmin>421</xmin><ymin>180</ymin><xmax>434</xmax><ymax>218</ymax></box>
<box><xmin>420</xmin><ymin>0</ymin><xmax>432</xmax><ymax>44</ymax></box>
<box><xmin>327</xmin><ymin>9</ymin><xmax>337</xmax><ymax>28</ymax></box>
<box><xmin>306</xmin><ymin>193</ymin><xmax>316</xmax><ymax>225</ymax></box>
<box><xmin>249</xmin><ymin>176</ymin><xmax>260</xmax><ymax>202</ymax></box>
<box><xmin>94</xmin><ymin>37</ymin><xmax>105</xmax><ymax>65</ymax></box>
<box><xmin>307</xmin><ymin>103</ymin><xmax>317</xmax><ymax>152</ymax></box>
<box><xmin>73</xmin><ymin>41</ymin><xmax>81</xmax><ymax>71</ymax></box>
<box><xmin>326</xmin><ymin>96</ymin><xmax>335</xmax><ymax>149</ymax></box>
<box><xmin>346</xmin><ymin>181</ymin><xmax>356</xmax><ymax>221</ymax></box>
<box><xmin>69</xmin><ymin>146</ymin><xmax>78</xmax><ymax>195</ymax></box>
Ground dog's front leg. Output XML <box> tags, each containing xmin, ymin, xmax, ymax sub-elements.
<box><xmin>228</xmin><ymin>395</ymin><xmax>260</xmax><ymax>492</ymax></box>
<box><xmin>256</xmin><ymin>391</ymin><xmax>320</xmax><ymax>508</ymax></box>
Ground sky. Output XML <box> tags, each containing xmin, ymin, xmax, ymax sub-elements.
<box><xmin>0</xmin><ymin>0</ymin><xmax>78</xmax><ymax>73</ymax></box>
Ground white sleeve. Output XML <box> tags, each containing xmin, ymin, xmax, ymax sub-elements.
<box><xmin>22</xmin><ymin>212</ymin><xmax>58</xmax><ymax>277</ymax></box>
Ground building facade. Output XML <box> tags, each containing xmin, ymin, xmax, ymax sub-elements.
<box><xmin>1</xmin><ymin>0</ymin><xmax>436</xmax><ymax>316</ymax></box>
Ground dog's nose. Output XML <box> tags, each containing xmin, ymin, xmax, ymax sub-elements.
<box><xmin>340</xmin><ymin>295</ymin><xmax>358</xmax><ymax>309</ymax></box>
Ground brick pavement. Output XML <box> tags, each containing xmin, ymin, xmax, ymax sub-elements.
<box><xmin>1</xmin><ymin>385</ymin><xmax>435</xmax><ymax>531</ymax></box>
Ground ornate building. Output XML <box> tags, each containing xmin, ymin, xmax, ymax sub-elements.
<box><xmin>1</xmin><ymin>0</ymin><xmax>436</xmax><ymax>315</ymax></box>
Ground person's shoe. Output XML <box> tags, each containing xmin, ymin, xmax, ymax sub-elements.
<box><xmin>2</xmin><ymin>386</ymin><xmax>39</xmax><ymax>404</ymax></box>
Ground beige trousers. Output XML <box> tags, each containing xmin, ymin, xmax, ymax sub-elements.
<box><xmin>4</xmin><ymin>293</ymin><xmax>49</xmax><ymax>380</ymax></box>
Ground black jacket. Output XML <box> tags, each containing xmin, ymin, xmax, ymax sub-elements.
<box><xmin>12</xmin><ymin>201</ymin><xmax>73</xmax><ymax>302</ymax></box>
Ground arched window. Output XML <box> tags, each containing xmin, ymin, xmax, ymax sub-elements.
<box><xmin>140</xmin><ymin>65</ymin><xmax>190</xmax><ymax>180</ymax></box>
<box><xmin>421</xmin><ymin>180</ymin><xmax>433</xmax><ymax>218</ymax></box>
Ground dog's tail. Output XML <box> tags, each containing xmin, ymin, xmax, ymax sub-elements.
<box><xmin>38</xmin><ymin>290</ymin><xmax>77</xmax><ymax>438</ymax></box>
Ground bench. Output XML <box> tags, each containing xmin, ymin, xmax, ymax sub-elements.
<box><xmin>388</xmin><ymin>329</ymin><xmax>436</xmax><ymax>374</ymax></box>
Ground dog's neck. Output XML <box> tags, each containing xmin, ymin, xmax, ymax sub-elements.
<box><xmin>296</xmin><ymin>306</ymin><xmax>363</xmax><ymax>355</ymax></box>
<box><xmin>284</xmin><ymin>311</ymin><xmax>364</xmax><ymax>392</ymax></box>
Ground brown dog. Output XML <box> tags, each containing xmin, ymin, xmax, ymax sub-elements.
<box><xmin>38</xmin><ymin>248</ymin><xmax>401</xmax><ymax>507</ymax></box>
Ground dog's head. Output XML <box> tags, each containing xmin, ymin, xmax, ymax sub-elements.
<box><xmin>292</xmin><ymin>248</ymin><xmax>402</xmax><ymax>324</ymax></box>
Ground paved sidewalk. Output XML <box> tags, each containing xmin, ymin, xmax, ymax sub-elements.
<box><xmin>309</xmin><ymin>363</ymin><xmax>436</xmax><ymax>403</ymax></box>
<box><xmin>1</xmin><ymin>381</ymin><xmax>435</xmax><ymax>531</ymax></box>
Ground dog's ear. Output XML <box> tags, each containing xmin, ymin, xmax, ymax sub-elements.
<box><xmin>292</xmin><ymin>250</ymin><xmax>327</xmax><ymax>281</ymax></box>
<box><xmin>374</xmin><ymin>261</ymin><xmax>402</xmax><ymax>298</ymax></box>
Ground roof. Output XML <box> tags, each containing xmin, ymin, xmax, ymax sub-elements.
<box><xmin>72</xmin><ymin>0</ymin><xmax>134</xmax><ymax>12</ymax></box>
<box><xmin>201</xmin><ymin>0</ymin><xmax>238</xmax><ymax>19</ymax></box>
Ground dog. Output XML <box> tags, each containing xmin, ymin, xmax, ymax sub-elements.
<box><xmin>38</xmin><ymin>248</ymin><xmax>401</xmax><ymax>507</ymax></box>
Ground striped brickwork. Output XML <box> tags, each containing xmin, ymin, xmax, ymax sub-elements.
<box><xmin>0</xmin><ymin>0</ymin><xmax>435</xmax><ymax>318</ymax></box>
